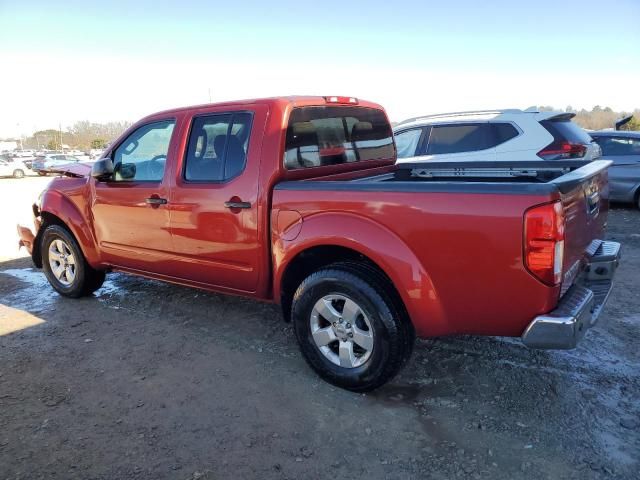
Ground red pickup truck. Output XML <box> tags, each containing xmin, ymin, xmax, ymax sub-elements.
<box><xmin>17</xmin><ymin>96</ymin><xmax>621</xmax><ymax>391</ymax></box>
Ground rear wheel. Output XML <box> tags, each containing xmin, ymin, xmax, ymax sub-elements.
<box><xmin>37</xmin><ymin>171</ymin><xmax>47</xmax><ymax>176</ymax></box>
<box><xmin>292</xmin><ymin>264</ymin><xmax>414</xmax><ymax>392</ymax></box>
<box><xmin>12</xmin><ymin>169</ymin><xmax>25</xmax><ymax>179</ymax></box>
<box><xmin>41</xmin><ymin>225</ymin><xmax>106</xmax><ymax>298</ymax></box>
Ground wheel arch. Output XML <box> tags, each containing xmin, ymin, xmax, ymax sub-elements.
<box><xmin>36</xmin><ymin>190</ymin><xmax>101</xmax><ymax>268</ymax></box>
<box><xmin>274</xmin><ymin>213</ymin><xmax>446</xmax><ymax>337</ymax></box>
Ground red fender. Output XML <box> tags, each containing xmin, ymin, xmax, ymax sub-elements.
<box><xmin>40</xmin><ymin>188</ymin><xmax>101</xmax><ymax>267</ymax></box>
<box><xmin>273</xmin><ymin>212</ymin><xmax>447</xmax><ymax>337</ymax></box>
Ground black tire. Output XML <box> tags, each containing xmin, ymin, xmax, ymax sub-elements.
<box><xmin>37</xmin><ymin>171</ymin><xmax>47</xmax><ymax>176</ymax></box>
<box><xmin>12</xmin><ymin>169</ymin><xmax>25</xmax><ymax>179</ymax></box>
<box><xmin>41</xmin><ymin>225</ymin><xmax>106</xmax><ymax>298</ymax></box>
<box><xmin>292</xmin><ymin>263</ymin><xmax>415</xmax><ymax>392</ymax></box>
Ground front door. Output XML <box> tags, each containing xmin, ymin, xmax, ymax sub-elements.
<box><xmin>91</xmin><ymin>119</ymin><xmax>177</xmax><ymax>274</ymax></box>
<box><xmin>168</xmin><ymin>106</ymin><xmax>267</xmax><ymax>293</ymax></box>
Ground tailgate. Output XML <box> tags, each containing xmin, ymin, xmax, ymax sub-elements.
<box><xmin>552</xmin><ymin>160</ymin><xmax>612</xmax><ymax>294</ymax></box>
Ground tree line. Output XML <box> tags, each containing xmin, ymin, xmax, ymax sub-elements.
<box><xmin>8</xmin><ymin>121</ymin><xmax>132</xmax><ymax>151</ymax></box>
<box><xmin>538</xmin><ymin>106</ymin><xmax>640</xmax><ymax>131</ymax></box>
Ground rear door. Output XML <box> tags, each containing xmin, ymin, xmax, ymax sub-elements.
<box><xmin>168</xmin><ymin>105</ymin><xmax>268</xmax><ymax>293</ymax></box>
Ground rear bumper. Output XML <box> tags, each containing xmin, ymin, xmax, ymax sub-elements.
<box><xmin>521</xmin><ymin>240</ymin><xmax>621</xmax><ymax>349</ymax></box>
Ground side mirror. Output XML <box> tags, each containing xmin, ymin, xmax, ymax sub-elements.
<box><xmin>118</xmin><ymin>163</ymin><xmax>136</xmax><ymax>180</ymax></box>
<box><xmin>91</xmin><ymin>158</ymin><xmax>114</xmax><ymax>181</ymax></box>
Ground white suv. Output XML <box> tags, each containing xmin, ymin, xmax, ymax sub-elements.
<box><xmin>394</xmin><ymin>109</ymin><xmax>601</xmax><ymax>164</ymax></box>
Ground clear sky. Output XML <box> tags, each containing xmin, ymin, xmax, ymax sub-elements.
<box><xmin>1</xmin><ymin>0</ymin><xmax>639</xmax><ymax>137</ymax></box>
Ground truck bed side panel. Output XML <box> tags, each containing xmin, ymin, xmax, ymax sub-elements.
<box><xmin>272</xmin><ymin>186</ymin><xmax>560</xmax><ymax>338</ymax></box>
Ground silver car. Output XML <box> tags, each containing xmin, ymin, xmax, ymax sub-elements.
<box><xmin>0</xmin><ymin>155</ymin><xmax>27</xmax><ymax>178</ymax></box>
<box><xmin>590</xmin><ymin>131</ymin><xmax>640</xmax><ymax>209</ymax></box>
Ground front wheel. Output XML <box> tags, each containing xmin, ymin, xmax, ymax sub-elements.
<box><xmin>292</xmin><ymin>264</ymin><xmax>414</xmax><ymax>392</ymax></box>
<box><xmin>13</xmin><ymin>169</ymin><xmax>25</xmax><ymax>179</ymax></box>
<box><xmin>41</xmin><ymin>225</ymin><xmax>106</xmax><ymax>298</ymax></box>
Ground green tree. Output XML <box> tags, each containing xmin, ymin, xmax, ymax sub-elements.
<box><xmin>91</xmin><ymin>138</ymin><xmax>106</xmax><ymax>149</ymax></box>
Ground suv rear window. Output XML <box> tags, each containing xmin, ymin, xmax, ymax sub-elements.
<box><xmin>284</xmin><ymin>106</ymin><xmax>394</xmax><ymax>170</ymax></box>
<box><xmin>542</xmin><ymin>119</ymin><xmax>592</xmax><ymax>144</ymax></box>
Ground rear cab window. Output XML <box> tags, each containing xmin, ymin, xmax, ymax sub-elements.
<box><xmin>284</xmin><ymin>106</ymin><xmax>394</xmax><ymax>170</ymax></box>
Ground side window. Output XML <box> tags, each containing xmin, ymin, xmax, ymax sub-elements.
<box><xmin>184</xmin><ymin>112</ymin><xmax>252</xmax><ymax>182</ymax></box>
<box><xmin>594</xmin><ymin>136</ymin><xmax>640</xmax><ymax>156</ymax></box>
<box><xmin>492</xmin><ymin>123</ymin><xmax>519</xmax><ymax>145</ymax></box>
<box><xmin>113</xmin><ymin>120</ymin><xmax>175</xmax><ymax>182</ymax></box>
<box><xmin>427</xmin><ymin>124</ymin><xmax>492</xmax><ymax>155</ymax></box>
<box><xmin>394</xmin><ymin>129</ymin><xmax>423</xmax><ymax>158</ymax></box>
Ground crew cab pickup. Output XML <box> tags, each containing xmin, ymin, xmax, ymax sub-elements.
<box><xmin>17</xmin><ymin>96</ymin><xmax>621</xmax><ymax>391</ymax></box>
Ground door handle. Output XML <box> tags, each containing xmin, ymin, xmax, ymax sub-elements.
<box><xmin>145</xmin><ymin>197</ymin><xmax>168</xmax><ymax>205</ymax></box>
<box><xmin>224</xmin><ymin>200</ymin><xmax>251</xmax><ymax>209</ymax></box>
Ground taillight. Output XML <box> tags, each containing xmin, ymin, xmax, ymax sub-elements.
<box><xmin>537</xmin><ymin>141</ymin><xmax>586</xmax><ymax>160</ymax></box>
<box><xmin>324</xmin><ymin>96</ymin><xmax>358</xmax><ymax>105</ymax></box>
<box><xmin>524</xmin><ymin>201</ymin><xmax>565</xmax><ymax>286</ymax></box>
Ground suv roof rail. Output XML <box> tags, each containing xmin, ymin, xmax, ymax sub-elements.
<box><xmin>395</xmin><ymin>109</ymin><xmax>529</xmax><ymax>127</ymax></box>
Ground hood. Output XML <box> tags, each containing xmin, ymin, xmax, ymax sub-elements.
<box><xmin>47</xmin><ymin>162</ymin><xmax>93</xmax><ymax>178</ymax></box>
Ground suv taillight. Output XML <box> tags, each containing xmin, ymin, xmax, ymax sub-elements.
<box><xmin>524</xmin><ymin>201</ymin><xmax>565</xmax><ymax>286</ymax></box>
<box><xmin>537</xmin><ymin>140</ymin><xmax>586</xmax><ymax>160</ymax></box>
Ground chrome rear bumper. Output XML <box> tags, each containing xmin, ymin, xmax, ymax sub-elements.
<box><xmin>521</xmin><ymin>240</ymin><xmax>621</xmax><ymax>349</ymax></box>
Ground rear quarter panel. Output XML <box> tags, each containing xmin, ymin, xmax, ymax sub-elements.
<box><xmin>272</xmin><ymin>186</ymin><xmax>560</xmax><ymax>338</ymax></box>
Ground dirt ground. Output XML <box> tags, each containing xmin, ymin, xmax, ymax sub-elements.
<box><xmin>0</xmin><ymin>177</ymin><xmax>638</xmax><ymax>479</ymax></box>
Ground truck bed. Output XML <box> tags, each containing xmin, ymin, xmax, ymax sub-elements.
<box><xmin>272</xmin><ymin>160</ymin><xmax>612</xmax><ymax>339</ymax></box>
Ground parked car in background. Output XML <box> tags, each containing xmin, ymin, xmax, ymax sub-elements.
<box><xmin>17</xmin><ymin>96</ymin><xmax>621</xmax><ymax>391</ymax></box>
<box><xmin>590</xmin><ymin>130</ymin><xmax>640</xmax><ymax>208</ymax></box>
<box><xmin>64</xmin><ymin>149</ymin><xmax>91</xmax><ymax>161</ymax></box>
<box><xmin>0</xmin><ymin>155</ymin><xmax>28</xmax><ymax>178</ymax></box>
<box><xmin>394</xmin><ymin>109</ymin><xmax>601</xmax><ymax>163</ymax></box>
<box><xmin>31</xmin><ymin>154</ymin><xmax>81</xmax><ymax>175</ymax></box>
<box><xmin>12</xmin><ymin>149</ymin><xmax>36</xmax><ymax>158</ymax></box>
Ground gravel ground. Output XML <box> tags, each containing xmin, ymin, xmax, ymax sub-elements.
<box><xmin>0</xmin><ymin>178</ymin><xmax>638</xmax><ymax>479</ymax></box>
